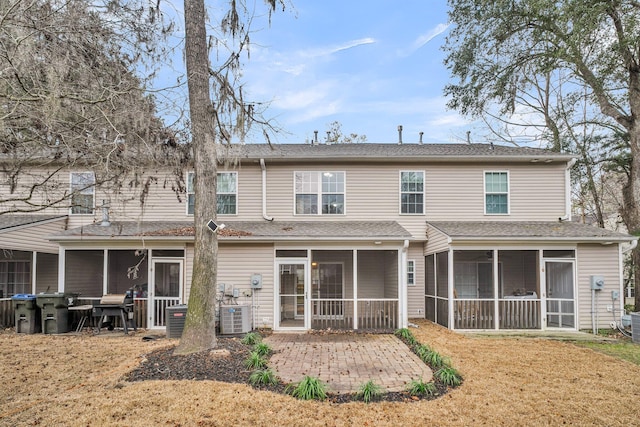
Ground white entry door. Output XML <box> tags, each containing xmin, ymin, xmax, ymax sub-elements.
<box><xmin>276</xmin><ymin>261</ymin><xmax>308</xmax><ymax>330</ymax></box>
<box><xmin>150</xmin><ymin>259</ymin><xmax>183</xmax><ymax>328</ymax></box>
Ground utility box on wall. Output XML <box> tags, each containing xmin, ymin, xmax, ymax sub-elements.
<box><xmin>250</xmin><ymin>274</ymin><xmax>263</xmax><ymax>289</ymax></box>
<box><xmin>590</xmin><ymin>275</ymin><xmax>605</xmax><ymax>291</ymax></box>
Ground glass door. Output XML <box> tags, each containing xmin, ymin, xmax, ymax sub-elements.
<box><xmin>277</xmin><ymin>261</ymin><xmax>307</xmax><ymax>329</ymax></box>
<box><xmin>545</xmin><ymin>261</ymin><xmax>575</xmax><ymax>329</ymax></box>
<box><xmin>150</xmin><ymin>259</ymin><xmax>183</xmax><ymax>328</ymax></box>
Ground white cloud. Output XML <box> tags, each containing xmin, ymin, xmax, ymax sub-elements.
<box><xmin>301</xmin><ymin>37</ymin><xmax>376</xmax><ymax>59</ymax></box>
<box><xmin>398</xmin><ymin>23</ymin><xmax>450</xmax><ymax>57</ymax></box>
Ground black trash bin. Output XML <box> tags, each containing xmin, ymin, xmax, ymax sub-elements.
<box><xmin>36</xmin><ymin>293</ymin><xmax>78</xmax><ymax>334</ymax></box>
<box><xmin>12</xmin><ymin>294</ymin><xmax>41</xmax><ymax>334</ymax></box>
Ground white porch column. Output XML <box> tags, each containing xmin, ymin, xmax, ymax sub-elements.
<box><xmin>57</xmin><ymin>248</ymin><xmax>65</xmax><ymax>292</ymax></box>
<box><xmin>353</xmin><ymin>249</ymin><xmax>358</xmax><ymax>330</ymax></box>
<box><xmin>102</xmin><ymin>249</ymin><xmax>108</xmax><ymax>295</ymax></box>
<box><xmin>493</xmin><ymin>249</ymin><xmax>499</xmax><ymax>330</ymax></box>
<box><xmin>31</xmin><ymin>251</ymin><xmax>37</xmax><ymax>294</ymax></box>
<box><xmin>448</xmin><ymin>248</ymin><xmax>454</xmax><ymax>329</ymax></box>
<box><xmin>400</xmin><ymin>240</ymin><xmax>409</xmax><ymax>329</ymax></box>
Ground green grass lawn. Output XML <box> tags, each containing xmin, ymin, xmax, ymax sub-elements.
<box><xmin>575</xmin><ymin>339</ymin><xmax>640</xmax><ymax>365</ymax></box>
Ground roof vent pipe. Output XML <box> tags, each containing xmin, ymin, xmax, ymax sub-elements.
<box><xmin>466</xmin><ymin>130</ymin><xmax>471</xmax><ymax>145</ymax></box>
<box><xmin>326</xmin><ymin>131</ymin><xmax>332</xmax><ymax>145</ymax></box>
<box><xmin>419</xmin><ymin>131</ymin><xmax>424</xmax><ymax>144</ymax></box>
<box><xmin>397</xmin><ymin>125</ymin><xmax>403</xmax><ymax>145</ymax></box>
<box><xmin>313</xmin><ymin>130</ymin><xmax>318</xmax><ymax>145</ymax></box>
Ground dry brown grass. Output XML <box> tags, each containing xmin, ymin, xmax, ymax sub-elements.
<box><xmin>1</xmin><ymin>319</ymin><xmax>639</xmax><ymax>426</ymax></box>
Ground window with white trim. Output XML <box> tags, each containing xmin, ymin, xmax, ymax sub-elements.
<box><xmin>70</xmin><ymin>172</ymin><xmax>95</xmax><ymax>214</ymax></box>
<box><xmin>187</xmin><ymin>171</ymin><xmax>237</xmax><ymax>215</ymax></box>
<box><xmin>294</xmin><ymin>171</ymin><xmax>345</xmax><ymax>215</ymax></box>
<box><xmin>407</xmin><ymin>260</ymin><xmax>416</xmax><ymax>286</ymax></box>
<box><xmin>400</xmin><ymin>171</ymin><xmax>424</xmax><ymax>214</ymax></box>
<box><xmin>484</xmin><ymin>171</ymin><xmax>509</xmax><ymax>214</ymax></box>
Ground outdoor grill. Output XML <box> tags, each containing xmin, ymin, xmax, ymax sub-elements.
<box><xmin>93</xmin><ymin>293</ymin><xmax>136</xmax><ymax>334</ymax></box>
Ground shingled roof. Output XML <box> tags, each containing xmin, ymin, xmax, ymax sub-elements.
<box><xmin>0</xmin><ymin>215</ymin><xmax>67</xmax><ymax>231</ymax></box>
<box><xmin>221</xmin><ymin>143</ymin><xmax>573</xmax><ymax>163</ymax></box>
<box><xmin>50</xmin><ymin>220</ymin><xmax>412</xmax><ymax>242</ymax></box>
<box><xmin>428</xmin><ymin>221</ymin><xmax>633</xmax><ymax>242</ymax></box>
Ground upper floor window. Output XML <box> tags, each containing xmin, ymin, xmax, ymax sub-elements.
<box><xmin>70</xmin><ymin>172</ymin><xmax>95</xmax><ymax>215</ymax></box>
<box><xmin>484</xmin><ymin>171</ymin><xmax>509</xmax><ymax>214</ymax></box>
<box><xmin>400</xmin><ymin>171</ymin><xmax>424</xmax><ymax>214</ymax></box>
<box><xmin>187</xmin><ymin>171</ymin><xmax>237</xmax><ymax>215</ymax></box>
<box><xmin>294</xmin><ymin>171</ymin><xmax>345</xmax><ymax>215</ymax></box>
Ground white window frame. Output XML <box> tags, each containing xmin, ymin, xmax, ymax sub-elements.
<box><xmin>69</xmin><ymin>171</ymin><xmax>95</xmax><ymax>215</ymax></box>
<box><xmin>294</xmin><ymin>171</ymin><xmax>346</xmax><ymax>215</ymax></box>
<box><xmin>407</xmin><ymin>259</ymin><xmax>416</xmax><ymax>286</ymax></box>
<box><xmin>399</xmin><ymin>170</ymin><xmax>425</xmax><ymax>215</ymax></box>
<box><xmin>186</xmin><ymin>171</ymin><xmax>238</xmax><ymax>216</ymax></box>
<box><xmin>484</xmin><ymin>171</ymin><xmax>510</xmax><ymax>215</ymax></box>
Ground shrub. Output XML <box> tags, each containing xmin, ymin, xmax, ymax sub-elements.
<box><xmin>356</xmin><ymin>380</ymin><xmax>385</xmax><ymax>403</ymax></box>
<box><xmin>244</xmin><ymin>351</ymin><xmax>267</xmax><ymax>370</ymax></box>
<box><xmin>248</xmin><ymin>368</ymin><xmax>278</xmax><ymax>386</ymax></box>
<box><xmin>241</xmin><ymin>332</ymin><xmax>262</xmax><ymax>346</ymax></box>
<box><xmin>253</xmin><ymin>342</ymin><xmax>271</xmax><ymax>357</ymax></box>
<box><xmin>394</xmin><ymin>328</ymin><xmax>416</xmax><ymax>345</ymax></box>
<box><xmin>406</xmin><ymin>379</ymin><xmax>437</xmax><ymax>396</ymax></box>
<box><xmin>423</xmin><ymin>350</ymin><xmax>450</xmax><ymax>369</ymax></box>
<box><xmin>435</xmin><ymin>367</ymin><xmax>462</xmax><ymax>387</ymax></box>
<box><xmin>286</xmin><ymin>376</ymin><xmax>328</xmax><ymax>401</ymax></box>
<box><xmin>414</xmin><ymin>344</ymin><xmax>433</xmax><ymax>361</ymax></box>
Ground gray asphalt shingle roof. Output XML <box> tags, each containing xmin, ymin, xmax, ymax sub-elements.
<box><xmin>50</xmin><ymin>220</ymin><xmax>412</xmax><ymax>241</ymax></box>
<box><xmin>222</xmin><ymin>143</ymin><xmax>573</xmax><ymax>162</ymax></box>
<box><xmin>428</xmin><ymin>221</ymin><xmax>633</xmax><ymax>241</ymax></box>
<box><xmin>0</xmin><ymin>215</ymin><xmax>66</xmax><ymax>231</ymax></box>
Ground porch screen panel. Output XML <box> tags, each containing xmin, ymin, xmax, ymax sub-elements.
<box><xmin>65</xmin><ymin>250</ymin><xmax>103</xmax><ymax>297</ymax></box>
<box><xmin>425</xmin><ymin>255</ymin><xmax>435</xmax><ymax>296</ymax></box>
<box><xmin>35</xmin><ymin>253</ymin><xmax>58</xmax><ymax>294</ymax></box>
<box><xmin>108</xmin><ymin>250</ymin><xmax>148</xmax><ymax>295</ymax></box>
<box><xmin>436</xmin><ymin>252</ymin><xmax>448</xmax><ymax>298</ymax></box>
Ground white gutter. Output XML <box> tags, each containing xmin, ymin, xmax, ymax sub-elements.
<box><xmin>559</xmin><ymin>158</ymin><xmax>577</xmax><ymax>221</ymax></box>
<box><xmin>260</xmin><ymin>159</ymin><xmax>274</xmax><ymax>222</ymax></box>
<box><xmin>623</xmin><ymin>238</ymin><xmax>638</xmax><ymax>253</ymax></box>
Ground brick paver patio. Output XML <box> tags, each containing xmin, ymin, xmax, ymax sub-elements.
<box><xmin>263</xmin><ymin>333</ymin><xmax>432</xmax><ymax>394</ymax></box>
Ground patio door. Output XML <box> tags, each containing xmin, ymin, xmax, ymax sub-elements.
<box><xmin>276</xmin><ymin>261</ymin><xmax>308</xmax><ymax>329</ymax></box>
<box><xmin>150</xmin><ymin>259</ymin><xmax>183</xmax><ymax>328</ymax></box>
<box><xmin>545</xmin><ymin>261</ymin><xmax>575</xmax><ymax>329</ymax></box>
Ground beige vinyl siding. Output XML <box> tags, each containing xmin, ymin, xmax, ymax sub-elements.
<box><xmin>425</xmin><ymin>162</ymin><xmax>566</xmax><ymax>221</ymax></box>
<box><xmin>407</xmin><ymin>243</ymin><xmax>425</xmax><ymax>318</ymax></box>
<box><xmin>0</xmin><ymin>218</ymin><xmax>67</xmax><ymax>253</ymax></box>
<box><xmin>217</xmin><ymin>243</ymin><xmax>274</xmax><ymax>328</ymax></box>
<box><xmin>426</xmin><ymin>225</ymin><xmax>450</xmax><ymax>254</ymax></box>
<box><xmin>576</xmin><ymin>243</ymin><xmax>621</xmax><ymax>330</ymax></box>
<box><xmin>184</xmin><ymin>244</ymin><xmax>194</xmax><ymax>302</ymax></box>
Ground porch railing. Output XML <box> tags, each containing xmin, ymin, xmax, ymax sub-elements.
<box><xmin>0</xmin><ymin>298</ymin><xmax>13</xmax><ymax>328</ymax></box>
<box><xmin>310</xmin><ymin>298</ymin><xmax>398</xmax><ymax>330</ymax></box>
<box><xmin>454</xmin><ymin>299</ymin><xmax>494</xmax><ymax>329</ymax></box>
<box><xmin>454</xmin><ymin>298</ymin><xmax>542</xmax><ymax>329</ymax></box>
<box><xmin>499</xmin><ymin>299</ymin><xmax>541</xmax><ymax>329</ymax></box>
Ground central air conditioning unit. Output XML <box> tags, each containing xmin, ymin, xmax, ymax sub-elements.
<box><xmin>220</xmin><ymin>304</ymin><xmax>251</xmax><ymax>335</ymax></box>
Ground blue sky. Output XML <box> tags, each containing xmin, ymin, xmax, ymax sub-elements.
<box><xmin>239</xmin><ymin>1</ymin><xmax>474</xmax><ymax>144</ymax></box>
<box><xmin>157</xmin><ymin>1</ymin><xmax>478</xmax><ymax>145</ymax></box>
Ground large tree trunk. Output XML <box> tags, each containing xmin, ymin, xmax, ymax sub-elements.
<box><xmin>174</xmin><ymin>0</ymin><xmax>219</xmax><ymax>354</ymax></box>
<box><xmin>621</xmin><ymin>127</ymin><xmax>640</xmax><ymax>312</ymax></box>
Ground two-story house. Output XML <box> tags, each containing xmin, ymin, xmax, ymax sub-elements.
<box><xmin>0</xmin><ymin>142</ymin><xmax>635</xmax><ymax>332</ymax></box>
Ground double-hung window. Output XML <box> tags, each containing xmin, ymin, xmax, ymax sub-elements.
<box><xmin>407</xmin><ymin>260</ymin><xmax>416</xmax><ymax>286</ymax></box>
<box><xmin>400</xmin><ymin>171</ymin><xmax>424</xmax><ymax>214</ymax></box>
<box><xmin>187</xmin><ymin>171</ymin><xmax>238</xmax><ymax>215</ymax></box>
<box><xmin>294</xmin><ymin>171</ymin><xmax>345</xmax><ymax>215</ymax></box>
<box><xmin>70</xmin><ymin>172</ymin><xmax>95</xmax><ymax>215</ymax></box>
<box><xmin>484</xmin><ymin>171</ymin><xmax>509</xmax><ymax>214</ymax></box>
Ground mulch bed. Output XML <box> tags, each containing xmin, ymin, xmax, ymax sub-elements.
<box><xmin>124</xmin><ymin>335</ymin><xmax>450</xmax><ymax>404</ymax></box>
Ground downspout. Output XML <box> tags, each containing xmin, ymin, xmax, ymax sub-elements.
<box><xmin>401</xmin><ymin>239</ymin><xmax>409</xmax><ymax>328</ymax></box>
<box><xmin>259</xmin><ymin>159</ymin><xmax>274</xmax><ymax>221</ymax></box>
<box><xmin>559</xmin><ymin>158</ymin><xmax>577</xmax><ymax>221</ymax></box>
<box><xmin>623</xmin><ymin>239</ymin><xmax>638</xmax><ymax>254</ymax></box>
